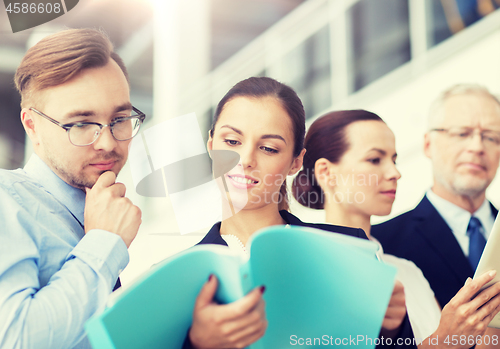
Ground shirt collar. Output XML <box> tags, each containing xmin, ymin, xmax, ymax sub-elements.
<box><xmin>24</xmin><ymin>153</ymin><xmax>86</xmax><ymax>226</ymax></box>
<box><xmin>472</xmin><ymin>199</ymin><xmax>494</xmax><ymax>238</ymax></box>
<box><xmin>426</xmin><ymin>189</ymin><xmax>492</xmax><ymax>239</ymax></box>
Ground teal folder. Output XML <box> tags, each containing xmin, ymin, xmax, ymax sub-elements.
<box><xmin>85</xmin><ymin>225</ymin><xmax>397</xmax><ymax>349</ymax></box>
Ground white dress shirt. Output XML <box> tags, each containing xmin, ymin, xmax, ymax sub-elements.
<box><xmin>426</xmin><ymin>189</ymin><xmax>494</xmax><ymax>257</ymax></box>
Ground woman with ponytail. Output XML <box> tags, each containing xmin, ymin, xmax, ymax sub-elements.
<box><xmin>293</xmin><ymin>110</ymin><xmax>500</xmax><ymax>348</ymax></box>
<box><xmin>189</xmin><ymin>78</ymin><xmax>417</xmax><ymax>349</ymax></box>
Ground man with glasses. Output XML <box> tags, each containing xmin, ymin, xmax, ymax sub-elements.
<box><xmin>0</xmin><ymin>28</ymin><xmax>267</xmax><ymax>349</ymax></box>
<box><xmin>373</xmin><ymin>84</ymin><xmax>500</xmax><ymax>308</ymax></box>
<box><xmin>0</xmin><ymin>28</ymin><xmax>144</xmax><ymax>348</ymax></box>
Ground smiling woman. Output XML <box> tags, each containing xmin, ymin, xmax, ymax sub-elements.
<box><xmin>208</xmin><ymin>77</ymin><xmax>305</xmax><ymax>215</ymax></box>
<box><xmin>201</xmin><ymin>77</ymin><xmax>308</xmax><ymax>249</ymax></box>
<box><xmin>185</xmin><ymin>77</ymin><xmax>310</xmax><ymax>349</ymax></box>
<box><xmin>208</xmin><ymin>95</ymin><xmax>300</xmax><ymax>216</ymax></box>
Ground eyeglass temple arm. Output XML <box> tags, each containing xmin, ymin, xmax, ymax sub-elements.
<box><xmin>132</xmin><ymin>107</ymin><xmax>146</xmax><ymax>121</ymax></box>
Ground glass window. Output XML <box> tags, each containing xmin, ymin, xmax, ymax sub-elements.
<box><xmin>348</xmin><ymin>0</ymin><xmax>411</xmax><ymax>92</ymax></box>
<box><xmin>282</xmin><ymin>25</ymin><xmax>332</xmax><ymax>119</ymax></box>
<box><xmin>427</xmin><ymin>0</ymin><xmax>500</xmax><ymax>48</ymax></box>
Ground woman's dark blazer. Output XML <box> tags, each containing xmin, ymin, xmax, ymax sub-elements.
<box><xmin>197</xmin><ymin>210</ymin><xmax>367</xmax><ymax>245</ymax></box>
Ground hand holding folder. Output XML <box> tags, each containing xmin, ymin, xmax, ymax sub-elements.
<box><xmin>85</xmin><ymin>225</ymin><xmax>397</xmax><ymax>349</ymax></box>
<box><xmin>189</xmin><ymin>275</ymin><xmax>267</xmax><ymax>349</ymax></box>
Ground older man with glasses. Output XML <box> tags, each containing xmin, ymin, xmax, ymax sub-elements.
<box><xmin>373</xmin><ymin>84</ymin><xmax>500</xmax><ymax>309</ymax></box>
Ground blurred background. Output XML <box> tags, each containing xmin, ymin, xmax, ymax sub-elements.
<box><xmin>1</xmin><ymin>0</ymin><xmax>499</xmax><ymax>284</ymax></box>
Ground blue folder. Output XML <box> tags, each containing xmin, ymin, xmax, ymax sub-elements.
<box><xmin>85</xmin><ymin>225</ymin><xmax>396</xmax><ymax>349</ymax></box>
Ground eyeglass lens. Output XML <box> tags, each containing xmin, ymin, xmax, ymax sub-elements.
<box><xmin>447</xmin><ymin>127</ymin><xmax>500</xmax><ymax>146</ymax></box>
<box><xmin>69</xmin><ymin>117</ymin><xmax>142</xmax><ymax>146</ymax></box>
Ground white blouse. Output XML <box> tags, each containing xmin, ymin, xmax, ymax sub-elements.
<box><xmin>372</xmin><ymin>237</ymin><xmax>442</xmax><ymax>343</ymax></box>
<box><xmin>221</xmin><ymin>234</ymin><xmax>249</xmax><ymax>258</ymax></box>
<box><xmin>221</xmin><ymin>225</ymin><xmax>291</xmax><ymax>259</ymax></box>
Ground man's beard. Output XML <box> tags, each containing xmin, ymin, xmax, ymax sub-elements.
<box><xmin>46</xmin><ymin>151</ymin><xmax>123</xmax><ymax>190</ymax></box>
<box><xmin>450</xmin><ymin>174</ymin><xmax>489</xmax><ymax>198</ymax></box>
<box><xmin>437</xmin><ymin>171</ymin><xmax>489</xmax><ymax>199</ymax></box>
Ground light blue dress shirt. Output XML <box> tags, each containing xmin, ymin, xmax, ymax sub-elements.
<box><xmin>426</xmin><ymin>189</ymin><xmax>494</xmax><ymax>257</ymax></box>
<box><xmin>0</xmin><ymin>154</ymin><xmax>129</xmax><ymax>349</ymax></box>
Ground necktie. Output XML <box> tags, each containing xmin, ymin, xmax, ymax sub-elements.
<box><xmin>467</xmin><ymin>216</ymin><xmax>487</xmax><ymax>271</ymax></box>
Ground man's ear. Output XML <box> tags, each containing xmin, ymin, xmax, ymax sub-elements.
<box><xmin>288</xmin><ymin>148</ymin><xmax>306</xmax><ymax>176</ymax></box>
<box><xmin>20</xmin><ymin>108</ymin><xmax>40</xmax><ymax>145</ymax></box>
<box><xmin>423</xmin><ymin>132</ymin><xmax>432</xmax><ymax>159</ymax></box>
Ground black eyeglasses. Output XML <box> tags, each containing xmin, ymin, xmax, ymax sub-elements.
<box><xmin>30</xmin><ymin>107</ymin><xmax>146</xmax><ymax>146</ymax></box>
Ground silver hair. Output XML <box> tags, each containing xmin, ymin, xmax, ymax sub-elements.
<box><xmin>427</xmin><ymin>83</ymin><xmax>500</xmax><ymax>129</ymax></box>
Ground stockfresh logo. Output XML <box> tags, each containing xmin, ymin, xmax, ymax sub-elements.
<box><xmin>4</xmin><ymin>0</ymin><xmax>79</xmax><ymax>33</ymax></box>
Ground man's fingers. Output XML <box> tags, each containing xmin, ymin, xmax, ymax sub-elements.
<box><xmin>483</xmin><ymin>302</ymin><xmax>500</xmax><ymax>324</ymax></box>
<box><xmin>476</xmin><ymin>291</ymin><xmax>500</xmax><ymax>322</ymax></box>
<box><xmin>87</xmin><ymin>173</ymin><xmax>124</xmax><ymax>197</ymax></box>
<box><xmin>220</xmin><ymin>286</ymin><xmax>265</xmax><ymax>321</ymax></box>
<box><xmin>454</xmin><ymin>270</ymin><xmax>497</xmax><ymax>305</ymax></box>
<box><xmin>194</xmin><ymin>275</ymin><xmax>218</xmax><ymax>310</ymax></box>
<box><xmin>471</xmin><ymin>281</ymin><xmax>500</xmax><ymax>311</ymax></box>
<box><xmin>109</xmin><ymin>182</ymin><xmax>126</xmax><ymax>197</ymax></box>
<box><xmin>93</xmin><ymin>171</ymin><xmax>117</xmax><ymax>190</ymax></box>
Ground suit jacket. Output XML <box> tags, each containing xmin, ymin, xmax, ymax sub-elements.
<box><xmin>187</xmin><ymin>210</ymin><xmax>416</xmax><ymax>349</ymax></box>
<box><xmin>372</xmin><ymin>196</ymin><xmax>498</xmax><ymax>309</ymax></box>
<box><xmin>197</xmin><ymin>210</ymin><xmax>368</xmax><ymax>245</ymax></box>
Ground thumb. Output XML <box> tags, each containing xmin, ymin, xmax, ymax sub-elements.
<box><xmin>194</xmin><ymin>274</ymin><xmax>218</xmax><ymax>310</ymax></box>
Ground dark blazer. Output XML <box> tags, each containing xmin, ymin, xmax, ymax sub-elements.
<box><xmin>372</xmin><ymin>196</ymin><xmax>498</xmax><ymax>309</ymax></box>
<box><xmin>197</xmin><ymin>210</ymin><xmax>368</xmax><ymax>245</ymax></box>
<box><xmin>187</xmin><ymin>210</ymin><xmax>415</xmax><ymax>349</ymax></box>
